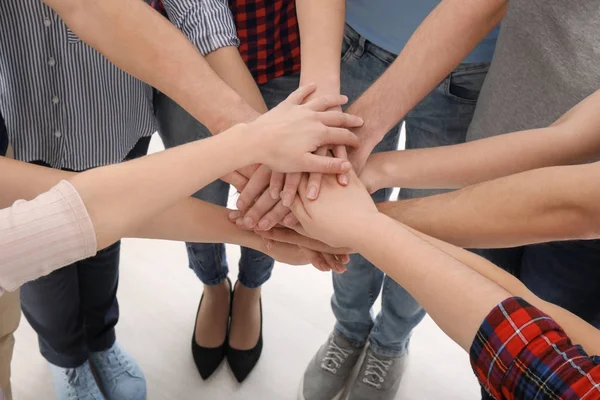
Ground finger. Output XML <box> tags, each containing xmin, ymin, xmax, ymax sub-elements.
<box><xmin>306</xmin><ymin>146</ymin><xmax>329</xmax><ymax>200</ymax></box>
<box><xmin>322</xmin><ymin>252</ymin><xmax>347</xmax><ymax>274</ymax></box>
<box><xmin>221</xmin><ymin>171</ymin><xmax>250</xmax><ymax>193</ymax></box>
<box><xmin>256</xmin><ymin>201</ymin><xmax>290</xmax><ymax>231</ymax></box>
<box><xmin>229</xmin><ymin>210</ymin><xmax>241</xmax><ymax>222</ymax></box>
<box><xmin>280</xmin><ymin>172</ymin><xmax>302</xmax><ymax>207</ymax></box>
<box><xmin>290</xmin><ymin>194</ymin><xmax>310</xmax><ymax>224</ymax></box>
<box><xmin>283</xmin><ymin>213</ymin><xmax>299</xmax><ymax>227</ymax></box>
<box><xmin>269</xmin><ymin>172</ymin><xmax>285</xmax><ymax>200</ymax></box>
<box><xmin>334</xmin><ymin>145</ymin><xmax>350</xmax><ymax>186</ymax></box>
<box><xmin>235</xmin><ymin>217</ymin><xmax>253</xmax><ymax>231</ymax></box>
<box><xmin>319</xmin><ymin>127</ymin><xmax>360</xmax><ymax>148</ymax></box>
<box><xmin>338</xmin><ymin>254</ymin><xmax>351</xmax><ymax>264</ymax></box>
<box><xmin>284</xmin><ymin>83</ymin><xmax>317</xmax><ymax>106</ymax></box>
<box><xmin>303</xmin><ymin>94</ymin><xmax>349</xmax><ymax>112</ymax></box>
<box><xmin>318</xmin><ymin>110</ymin><xmax>364</xmax><ymax>128</ymax></box>
<box><xmin>300</xmin><ymin>247</ymin><xmax>331</xmax><ymax>272</ymax></box>
<box><xmin>237</xmin><ymin>165</ymin><xmax>271</xmax><ymax>212</ymax></box>
<box><xmin>302</xmin><ymin>153</ymin><xmax>353</xmax><ymax>174</ymax></box>
<box><xmin>243</xmin><ymin>189</ymin><xmax>279</xmax><ymax>229</ymax></box>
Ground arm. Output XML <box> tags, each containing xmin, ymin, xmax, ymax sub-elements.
<box><xmin>236</xmin><ymin>0</ymin><xmax>347</xmax><ymax>230</ymax></box>
<box><xmin>292</xmin><ymin>172</ymin><xmax>600</xmax><ymax>354</ymax></box>
<box><xmin>347</xmin><ymin>0</ymin><xmax>507</xmax><ymax>172</ymax></box>
<box><xmin>363</xmin><ymin>90</ymin><xmax>600</xmax><ymax>191</ymax></box>
<box><xmin>377</xmin><ymin>161</ymin><xmax>600</xmax><ymax>249</ymax></box>
<box><xmin>43</xmin><ymin>0</ymin><xmax>257</xmax><ymax>133</ymax></box>
<box><xmin>160</xmin><ymin>0</ymin><xmax>268</xmax><ymax>115</ymax></box>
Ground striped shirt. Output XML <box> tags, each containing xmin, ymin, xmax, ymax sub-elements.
<box><xmin>0</xmin><ymin>0</ymin><xmax>238</xmax><ymax>171</ymax></box>
<box><xmin>471</xmin><ymin>297</ymin><xmax>600</xmax><ymax>399</ymax></box>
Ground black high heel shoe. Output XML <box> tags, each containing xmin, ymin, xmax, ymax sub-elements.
<box><xmin>226</xmin><ymin>282</ymin><xmax>263</xmax><ymax>383</ymax></box>
<box><xmin>191</xmin><ymin>277</ymin><xmax>232</xmax><ymax>380</ymax></box>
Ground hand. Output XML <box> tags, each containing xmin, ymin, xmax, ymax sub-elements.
<box><xmin>250</xmin><ymin>84</ymin><xmax>363</xmax><ymax>173</ymax></box>
<box><xmin>291</xmin><ymin>170</ymin><xmax>379</xmax><ymax>249</ymax></box>
<box><xmin>221</xmin><ymin>163</ymin><xmax>261</xmax><ymax>192</ymax></box>
<box><xmin>261</xmin><ymin>239</ymin><xmax>348</xmax><ymax>274</ymax></box>
<box><xmin>256</xmin><ymin>227</ymin><xmax>354</xmax><ymax>255</ymax></box>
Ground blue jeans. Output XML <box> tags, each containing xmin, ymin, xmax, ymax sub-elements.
<box><xmin>332</xmin><ymin>25</ymin><xmax>490</xmax><ymax>357</ymax></box>
<box><xmin>154</xmin><ymin>92</ymin><xmax>287</xmax><ymax>289</ymax></box>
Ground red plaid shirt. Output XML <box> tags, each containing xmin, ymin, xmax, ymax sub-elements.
<box><xmin>471</xmin><ymin>297</ymin><xmax>600</xmax><ymax>399</ymax></box>
<box><xmin>228</xmin><ymin>0</ymin><xmax>300</xmax><ymax>84</ymax></box>
<box><xmin>151</xmin><ymin>0</ymin><xmax>300</xmax><ymax>85</ymax></box>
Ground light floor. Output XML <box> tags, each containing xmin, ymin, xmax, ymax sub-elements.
<box><xmin>12</xmin><ymin>135</ymin><xmax>481</xmax><ymax>399</ymax></box>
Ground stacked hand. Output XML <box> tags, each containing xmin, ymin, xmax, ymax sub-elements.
<box><xmin>220</xmin><ymin>83</ymin><xmax>368</xmax><ymax>272</ymax></box>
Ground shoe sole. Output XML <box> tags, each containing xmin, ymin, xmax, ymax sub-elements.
<box><xmin>297</xmin><ymin>374</ymin><xmax>344</xmax><ymax>400</ymax></box>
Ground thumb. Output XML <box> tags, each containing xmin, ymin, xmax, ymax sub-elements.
<box><xmin>284</xmin><ymin>83</ymin><xmax>317</xmax><ymax>106</ymax></box>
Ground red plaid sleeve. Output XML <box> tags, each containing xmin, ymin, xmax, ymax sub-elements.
<box><xmin>470</xmin><ymin>297</ymin><xmax>600</xmax><ymax>399</ymax></box>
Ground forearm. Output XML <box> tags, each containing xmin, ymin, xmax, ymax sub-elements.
<box><xmin>129</xmin><ymin>196</ymin><xmax>264</xmax><ymax>249</ymax></box>
<box><xmin>44</xmin><ymin>0</ymin><xmax>256</xmax><ymax>133</ymax></box>
<box><xmin>354</xmin><ymin>213</ymin><xmax>509</xmax><ymax>351</ymax></box>
<box><xmin>348</xmin><ymin>0</ymin><xmax>506</xmax><ymax>146</ymax></box>
<box><xmin>0</xmin><ymin>158</ymin><xmax>74</xmax><ymax>207</ymax></box>
<box><xmin>69</xmin><ymin>126</ymin><xmax>256</xmax><ymax>248</ymax></box>
<box><xmin>377</xmin><ymin>163</ymin><xmax>600</xmax><ymax>248</ymax></box>
<box><xmin>368</xmin><ymin>90</ymin><xmax>600</xmax><ymax>191</ymax></box>
<box><xmin>205</xmin><ymin>47</ymin><xmax>268</xmax><ymax>114</ymax></box>
<box><xmin>296</xmin><ymin>0</ymin><xmax>345</xmax><ymax>94</ymax></box>
<box><xmin>398</xmin><ymin>221</ymin><xmax>600</xmax><ymax>355</ymax></box>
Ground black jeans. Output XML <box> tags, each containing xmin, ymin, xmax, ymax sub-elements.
<box><xmin>20</xmin><ymin>137</ymin><xmax>150</xmax><ymax>368</ymax></box>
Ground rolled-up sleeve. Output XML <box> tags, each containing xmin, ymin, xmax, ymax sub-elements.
<box><xmin>470</xmin><ymin>297</ymin><xmax>600</xmax><ymax>400</ymax></box>
<box><xmin>0</xmin><ymin>181</ymin><xmax>97</xmax><ymax>295</ymax></box>
<box><xmin>160</xmin><ymin>0</ymin><xmax>240</xmax><ymax>55</ymax></box>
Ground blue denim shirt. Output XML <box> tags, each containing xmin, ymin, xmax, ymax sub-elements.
<box><xmin>346</xmin><ymin>0</ymin><xmax>499</xmax><ymax>63</ymax></box>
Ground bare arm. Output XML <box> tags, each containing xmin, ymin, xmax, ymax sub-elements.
<box><xmin>235</xmin><ymin>0</ymin><xmax>347</xmax><ymax>230</ymax></box>
<box><xmin>363</xmin><ymin>90</ymin><xmax>600</xmax><ymax>191</ymax></box>
<box><xmin>292</xmin><ymin>173</ymin><xmax>600</xmax><ymax>353</ymax></box>
<box><xmin>43</xmin><ymin>0</ymin><xmax>257</xmax><ymax>133</ymax></box>
<box><xmin>377</xmin><ymin>161</ymin><xmax>600</xmax><ymax>249</ymax></box>
<box><xmin>347</xmin><ymin>0</ymin><xmax>507</xmax><ymax>171</ymax></box>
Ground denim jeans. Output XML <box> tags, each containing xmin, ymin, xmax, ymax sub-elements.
<box><xmin>332</xmin><ymin>25</ymin><xmax>490</xmax><ymax>358</ymax></box>
<box><xmin>154</xmin><ymin>91</ymin><xmax>281</xmax><ymax>289</ymax></box>
<box><xmin>20</xmin><ymin>137</ymin><xmax>150</xmax><ymax>368</ymax></box>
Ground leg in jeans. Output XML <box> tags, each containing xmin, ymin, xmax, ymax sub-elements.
<box><xmin>370</xmin><ymin>63</ymin><xmax>492</xmax><ymax>357</ymax></box>
<box><xmin>0</xmin><ymin>290</ymin><xmax>21</xmax><ymax>400</ymax></box>
<box><xmin>154</xmin><ymin>91</ymin><xmax>237</xmax><ymax>286</ymax></box>
<box><xmin>20</xmin><ymin>265</ymin><xmax>87</xmax><ymax>368</ymax></box>
<box><xmin>332</xmin><ymin>25</ymin><xmax>402</xmax><ymax>353</ymax></box>
<box><xmin>79</xmin><ymin>242</ymin><xmax>121</xmax><ymax>353</ymax></box>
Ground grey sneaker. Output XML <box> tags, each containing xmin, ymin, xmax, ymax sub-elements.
<box><xmin>298</xmin><ymin>332</ymin><xmax>364</xmax><ymax>400</ymax></box>
<box><xmin>345</xmin><ymin>346</ymin><xmax>407</xmax><ymax>400</ymax></box>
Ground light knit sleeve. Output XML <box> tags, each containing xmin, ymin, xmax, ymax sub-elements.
<box><xmin>0</xmin><ymin>180</ymin><xmax>97</xmax><ymax>295</ymax></box>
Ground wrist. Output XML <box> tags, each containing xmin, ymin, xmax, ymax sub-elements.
<box><xmin>352</xmin><ymin>212</ymin><xmax>395</xmax><ymax>254</ymax></box>
<box><xmin>210</xmin><ymin>101</ymin><xmax>261</xmax><ymax>134</ymax></box>
<box><xmin>343</xmin><ymin>212</ymin><xmax>385</xmax><ymax>251</ymax></box>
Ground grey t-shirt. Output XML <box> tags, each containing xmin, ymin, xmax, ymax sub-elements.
<box><xmin>467</xmin><ymin>0</ymin><xmax>600</xmax><ymax>141</ymax></box>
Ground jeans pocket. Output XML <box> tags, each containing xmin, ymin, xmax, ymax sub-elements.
<box><xmin>445</xmin><ymin>63</ymin><xmax>490</xmax><ymax>104</ymax></box>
